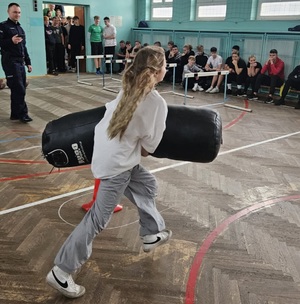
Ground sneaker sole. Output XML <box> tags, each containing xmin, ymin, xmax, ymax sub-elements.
<box><xmin>46</xmin><ymin>276</ymin><xmax>85</xmax><ymax>299</ymax></box>
<box><xmin>143</xmin><ymin>230</ymin><xmax>172</xmax><ymax>253</ymax></box>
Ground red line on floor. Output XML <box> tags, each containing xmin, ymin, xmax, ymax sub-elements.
<box><xmin>0</xmin><ymin>165</ymin><xmax>90</xmax><ymax>182</ymax></box>
<box><xmin>223</xmin><ymin>100</ymin><xmax>250</xmax><ymax>130</ymax></box>
<box><xmin>185</xmin><ymin>194</ymin><xmax>300</xmax><ymax>304</ymax></box>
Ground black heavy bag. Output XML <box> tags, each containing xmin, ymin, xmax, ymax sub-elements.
<box><xmin>42</xmin><ymin>105</ymin><xmax>222</xmax><ymax>168</ymax></box>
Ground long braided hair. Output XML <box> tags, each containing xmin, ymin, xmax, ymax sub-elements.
<box><xmin>107</xmin><ymin>45</ymin><xmax>165</xmax><ymax>140</ymax></box>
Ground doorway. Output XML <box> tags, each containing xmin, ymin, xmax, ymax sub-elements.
<box><xmin>42</xmin><ymin>3</ymin><xmax>87</xmax><ymax>73</ymax></box>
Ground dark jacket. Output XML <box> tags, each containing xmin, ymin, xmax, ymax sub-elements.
<box><xmin>0</xmin><ymin>18</ymin><xmax>31</xmax><ymax>65</ymax></box>
<box><xmin>288</xmin><ymin>65</ymin><xmax>300</xmax><ymax>83</ymax></box>
<box><xmin>69</xmin><ymin>25</ymin><xmax>85</xmax><ymax>47</ymax></box>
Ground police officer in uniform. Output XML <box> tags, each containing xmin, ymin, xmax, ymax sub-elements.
<box><xmin>0</xmin><ymin>2</ymin><xmax>33</xmax><ymax>123</ymax></box>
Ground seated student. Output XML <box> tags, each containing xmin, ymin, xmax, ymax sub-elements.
<box><xmin>251</xmin><ymin>49</ymin><xmax>284</xmax><ymax>103</ymax></box>
<box><xmin>195</xmin><ymin>45</ymin><xmax>209</xmax><ymax>89</ymax></box>
<box><xmin>244</xmin><ymin>55</ymin><xmax>262</xmax><ymax>98</ymax></box>
<box><xmin>224</xmin><ymin>50</ymin><xmax>247</xmax><ymax>95</ymax></box>
<box><xmin>164</xmin><ymin>45</ymin><xmax>182</xmax><ymax>83</ymax></box>
<box><xmin>204</xmin><ymin>47</ymin><xmax>223</xmax><ymax>93</ymax></box>
<box><xmin>181</xmin><ymin>44</ymin><xmax>195</xmax><ymax>68</ymax></box>
<box><xmin>116</xmin><ymin>40</ymin><xmax>126</xmax><ymax>73</ymax></box>
<box><xmin>165</xmin><ymin>41</ymin><xmax>174</xmax><ymax>60</ymax></box>
<box><xmin>154</xmin><ymin>41</ymin><xmax>161</xmax><ymax>47</ymax></box>
<box><xmin>182</xmin><ymin>56</ymin><xmax>203</xmax><ymax>91</ymax></box>
<box><xmin>274</xmin><ymin>65</ymin><xmax>300</xmax><ymax>109</ymax></box>
<box><xmin>195</xmin><ymin>45</ymin><xmax>208</xmax><ymax>69</ymax></box>
<box><xmin>130</xmin><ymin>40</ymin><xmax>142</xmax><ymax>58</ymax></box>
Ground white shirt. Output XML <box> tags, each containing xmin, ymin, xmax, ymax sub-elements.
<box><xmin>91</xmin><ymin>89</ymin><xmax>168</xmax><ymax>179</ymax></box>
<box><xmin>206</xmin><ymin>55</ymin><xmax>223</xmax><ymax>69</ymax></box>
<box><xmin>103</xmin><ymin>24</ymin><xmax>117</xmax><ymax>47</ymax></box>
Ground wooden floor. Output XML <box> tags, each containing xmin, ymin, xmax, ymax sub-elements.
<box><xmin>0</xmin><ymin>73</ymin><xmax>300</xmax><ymax>304</ymax></box>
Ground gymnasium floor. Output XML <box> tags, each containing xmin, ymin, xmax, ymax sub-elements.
<box><xmin>0</xmin><ymin>73</ymin><xmax>300</xmax><ymax>304</ymax></box>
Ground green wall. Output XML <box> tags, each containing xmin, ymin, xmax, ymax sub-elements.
<box><xmin>0</xmin><ymin>0</ymin><xmax>137</xmax><ymax>77</ymax></box>
<box><xmin>137</xmin><ymin>0</ymin><xmax>300</xmax><ymax>32</ymax></box>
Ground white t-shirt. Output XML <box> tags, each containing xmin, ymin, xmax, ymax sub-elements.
<box><xmin>91</xmin><ymin>89</ymin><xmax>168</xmax><ymax>179</ymax></box>
<box><xmin>103</xmin><ymin>24</ymin><xmax>117</xmax><ymax>47</ymax></box>
<box><xmin>206</xmin><ymin>55</ymin><xmax>223</xmax><ymax>69</ymax></box>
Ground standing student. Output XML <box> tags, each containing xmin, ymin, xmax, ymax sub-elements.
<box><xmin>46</xmin><ymin>46</ymin><xmax>172</xmax><ymax>298</ymax></box>
<box><xmin>0</xmin><ymin>2</ymin><xmax>33</xmax><ymax>123</ymax></box>
<box><xmin>68</xmin><ymin>16</ymin><xmax>85</xmax><ymax>72</ymax></box>
<box><xmin>88</xmin><ymin>15</ymin><xmax>104</xmax><ymax>75</ymax></box>
<box><xmin>103</xmin><ymin>16</ymin><xmax>116</xmax><ymax>73</ymax></box>
<box><xmin>44</xmin><ymin>16</ymin><xmax>57</xmax><ymax>76</ymax></box>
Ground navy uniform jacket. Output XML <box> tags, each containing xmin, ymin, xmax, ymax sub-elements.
<box><xmin>0</xmin><ymin>18</ymin><xmax>31</xmax><ymax>66</ymax></box>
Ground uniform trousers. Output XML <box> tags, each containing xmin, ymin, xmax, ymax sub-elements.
<box><xmin>2</xmin><ymin>59</ymin><xmax>28</xmax><ymax>118</ymax></box>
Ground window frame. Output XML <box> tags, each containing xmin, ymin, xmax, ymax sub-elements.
<box><xmin>151</xmin><ymin>0</ymin><xmax>173</xmax><ymax>21</ymax></box>
<box><xmin>257</xmin><ymin>0</ymin><xmax>300</xmax><ymax>20</ymax></box>
<box><xmin>196</xmin><ymin>0</ymin><xmax>227</xmax><ymax>21</ymax></box>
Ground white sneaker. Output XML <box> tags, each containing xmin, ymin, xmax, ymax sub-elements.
<box><xmin>205</xmin><ymin>87</ymin><xmax>213</xmax><ymax>93</ymax></box>
<box><xmin>209</xmin><ymin>87</ymin><xmax>219</xmax><ymax>93</ymax></box>
<box><xmin>142</xmin><ymin>229</ymin><xmax>172</xmax><ymax>253</ymax></box>
<box><xmin>197</xmin><ymin>85</ymin><xmax>204</xmax><ymax>92</ymax></box>
<box><xmin>192</xmin><ymin>83</ymin><xmax>198</xmax><ymax>92</ymax></box>
<box><xmin>46</xmin><ymin>266</ymin><xmax>85</xmax><ymax>298</ymax></box>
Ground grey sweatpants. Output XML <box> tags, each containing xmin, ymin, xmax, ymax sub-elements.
<box><xmin>54</xmin><ymin>164</ymin><xmax>166</xmax><ymax>273</ymax></box>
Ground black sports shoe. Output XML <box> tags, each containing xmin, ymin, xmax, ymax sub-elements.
<box><xmin>10</xmin><ymin>115</ymin><xmax>19</xmax><ymax>120</ymax></box>
<box><xmin>236</xmin><ymin>89</ymin><xmax>243</xmax><ymax>97</ymax></box>
<box><xmin>274</xmin><ymin>98</ymin><xmax>285</xmax><ymax>106</ymax></box>
<box><xmin>20</xmin><ymin>115</ymin><xmax>33</xmax><ymax>123</ymax></box>
<box><xmin>265</xmin><ymin>96</ymin><xmax>274</xmax><ymax>104</ymax></box>
<box><xmin>226</xmin><ymin>89</ymin><xmax>232</xmax><ymax>95</ymax></box>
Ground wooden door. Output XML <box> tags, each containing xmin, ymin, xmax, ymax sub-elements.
<box><xmin>74</xmin><ymin>6</ymin><xmax>86</xmax><ymax>72</ymax></box>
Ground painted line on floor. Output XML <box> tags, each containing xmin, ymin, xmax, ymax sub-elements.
<box><xmin>0</xmin><ymin>135</ymin><xmax>40</xmax><ymax>144</ymax></box>
<box><xmin>0</xmin><ymin>165</ymin><xmax>90</xmax><ymax>182</ymax></box>
<box><xmin>0</xmin><ymin>128</ymin><xmax>299</xmax><ymax>215</ymax></box>
<box><xmin>0</xmin><ymin>146</ymin><xmax>41</xmax><ymax>156</ymax></box>
<box><xmin>0</xmin><ymin>158</ymin><xmax>47</xmax><ymax>164</ymax></box>
<box><xmin>184</xmin><ymin>194</ymin><xmax>300</xmax><ymax>304</ymax></box>
<box><xmin>223</xmin><ymin>100</ymin><xmax>250</xmax><ymax>129</ymax></box>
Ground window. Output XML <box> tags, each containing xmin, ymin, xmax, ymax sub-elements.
<box><xmin>151</xmin><ymin>0</ymin><xmax>173</xmax><ymax>20</ymax></box>
<box><xmin>258</xmin><ymin>0</ymin><xmax>300</xmax><ymax>20</ymax></box>
<box><xmin>196</xmin><ymin>0</ymin><xmax>227</xmax><ymax>20</ymax></box>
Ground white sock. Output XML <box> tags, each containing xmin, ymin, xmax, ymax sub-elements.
<box><xmin>227</xmin><ymin>84</ymin><xmax>232</xmax><ymax>90</ymax></box>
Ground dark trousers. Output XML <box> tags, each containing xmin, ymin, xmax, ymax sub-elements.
<box><xmin>182</xmin><ymin>77</ymin><xmax>199</xmax><ymax>89</ymax></box>
<box><xmin>54</xmin><ymin>43</ymin><xmax>66</xmax><ymax>72</ymax></box>
<box><xmin>104</xmin><ymin>46</ymin><xmax>115</xmax><ymax>72</ymax></box>
<box><xmin>70</xmin><ymin>44</ymin><xmax>81</xmax><ymax>68</ymax></box>
<box><xmin>46</xmin><ymin>43</ymin><xmax>55</xmax><ymax>73</ymax></box>
<box><xmin>244</xmin><ymin>75</ymin><xmax>258</xmax><ymax>92</ymax></box>
<box><xmin>281</xmin><ymin>78</ymin><xmax>300</xmax><ymax>100</ymax></box>
<box><xmin>254</xmin><ymin>74</ymin><xmax>284</xmax><ymax>95</ymax></box>
<box><xmin>227</xmin><ymin>72</ymin><xmax>247</xmax><ymax>85</ymax></box>
<box><xmin>2</xmin><ymin>60</ymin><xmax>28</xmax><ymax>118</ymax></box>
<box><xmin>164</xmin><ymin>65</ymin><xmax>182</xmax><ymax>83</ymax></box>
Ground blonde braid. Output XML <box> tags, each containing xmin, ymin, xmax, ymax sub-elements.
<box><xmin>107</xmin><ymin>46</ymin><xmax>165</xmax><ymax>140</ymax></box>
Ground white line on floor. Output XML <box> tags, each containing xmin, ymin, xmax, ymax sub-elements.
<box><xmin>0</xmin><ymin>130</ymin><xmax>299</xmax><ymax>216</ymax></box>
